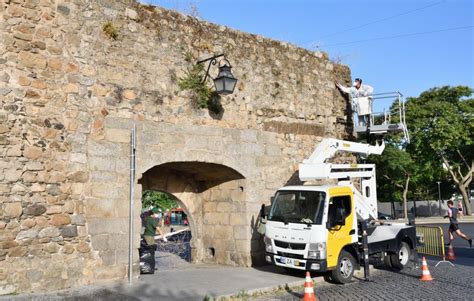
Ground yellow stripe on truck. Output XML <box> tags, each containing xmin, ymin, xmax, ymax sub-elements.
<box><xmin>326</xmin><ymin>187</ymin><xmax>354</xmax><ymax>268</ymax></box>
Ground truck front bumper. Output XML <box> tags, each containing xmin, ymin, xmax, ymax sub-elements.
<box><xmin>265</xmin><ymin>252</ymin><xmax>328</xmax><ymax>272</ymax></box>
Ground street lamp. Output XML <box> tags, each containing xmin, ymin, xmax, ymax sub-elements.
<box><xmin>197</xmin><ymin>54</ymin><xmax>238</xmax><ymax>95</ymax></box>
<box><xmin>437</xmin><ymin>181</ymin><xmax>442</xmax><ymax>216</ymax></box>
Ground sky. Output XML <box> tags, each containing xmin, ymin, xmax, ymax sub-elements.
<box><xmin>144</xmin><ymin>0</ymin><xmax>473</xmax><ymax>112</ymax></box>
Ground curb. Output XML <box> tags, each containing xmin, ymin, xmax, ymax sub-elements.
<box><xmin>216</xmin><ymin>266</ymin><xmax>379</xmax><ymax>299</ymax></box>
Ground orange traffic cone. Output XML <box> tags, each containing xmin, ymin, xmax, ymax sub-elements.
<box><xmin>446</xmin><ymin>244</ymin><xmax>456</xmax><ymax>261</ymax></box>
<box><xmin>301</xmin><ymin>271</ymin><xmax>318</xmax><ymax>301</ymax></box>
<box><xmin>420</xmin><ymin>257</ymin><xmax>433</xmax><ymax>281</ymax></box>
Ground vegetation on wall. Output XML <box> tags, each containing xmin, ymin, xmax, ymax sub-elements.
<box><xmin>102</xmin><ymin>21</ymin><xmax>118</xmax><ymax>40</ymax></box>
<box><xmin>178</xmin><ymin>52</ymin><xmax>222</xmax><ymax>114</ymax></box>
<box><xmin>178</xmin><ymin>63</ymin><xmax>213</xmax><ymax>109</ymax></box>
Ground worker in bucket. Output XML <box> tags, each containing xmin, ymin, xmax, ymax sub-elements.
<box><xmin>336</xmin><ymin>78</ymin><xmax>374</xmax><ymax>126</ymax></box>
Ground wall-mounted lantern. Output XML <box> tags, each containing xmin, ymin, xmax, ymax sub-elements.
<box><xmin>197</xmin><ymin>53</ymin><xmax>237</xmax><ymax>95</ymax></box>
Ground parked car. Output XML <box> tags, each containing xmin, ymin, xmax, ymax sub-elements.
<box><xmin>378</xmin><ymin>212</ymin><xmax>392</xmax><ymax>220</ymax></box>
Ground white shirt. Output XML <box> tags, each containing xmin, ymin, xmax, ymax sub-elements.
<box><xmin>337</xmin><ymin>83</ymin><xmax>374</xmax><ymax>116</ymax></box>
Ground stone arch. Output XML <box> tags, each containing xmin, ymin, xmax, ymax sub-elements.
<box><xmin>139</xmin><ymin>161</ymin><xmax>248</xmax><ymax>265</ymax></box>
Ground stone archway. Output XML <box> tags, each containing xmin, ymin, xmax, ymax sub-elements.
<box><xmin>139</xmin><ymin>161</ymin><xmax>248</xmax><ymax>265</ymax></box>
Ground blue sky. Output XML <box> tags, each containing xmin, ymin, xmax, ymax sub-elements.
<box><xmin>145</xmin><ymin>0</ymin><xmax>473</xmax><ymax>112</ymax></box>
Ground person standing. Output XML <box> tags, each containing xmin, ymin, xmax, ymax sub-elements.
<box><xmin>445</xmin><ymin>200</ymin><xmax>472</xmax><ymax>247</ymax></box>
<box><xmin>143</xmin><ymin>207</ymin><xmax>167</xmax><ymax>246</ymax></box>
<box><xmin>457</xmin><ymin>201</ymin><xmax>464</xmax><ymax>217</ymax></box>
<box><xmin>336</xmin><ymin>78</ymin><xmax>374</xmax><ymax>126</ymax></box>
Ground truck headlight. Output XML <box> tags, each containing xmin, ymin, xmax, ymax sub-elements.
<box><xmin>264</xmin><ymin>236</ymin><xmax>274</xmax><ymax>253</ymax></box>
<box><xmin>308</xmin><ymin>242</ymin><xmax>326</xmax><ymax>259</ymax></box>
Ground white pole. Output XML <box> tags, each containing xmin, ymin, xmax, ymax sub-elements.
<box><xmin>128</xmin><ymin>124</ymin><xmax>136</xmax><ymax>285</ymax></box>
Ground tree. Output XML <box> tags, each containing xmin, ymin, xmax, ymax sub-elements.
<box><xmin>405</xmin><ymin>86</ymin><xmax>474</xmax><ymax>215</ymax></box>
<box><xmin>142</xmin><ymin>190</ymin><xmax>179</xmax><ymax>211</ymax></box>
<box><xmin>369</xmin><ymin>145</ymin><xmax>416</xmax><ymax>219</ymax></box>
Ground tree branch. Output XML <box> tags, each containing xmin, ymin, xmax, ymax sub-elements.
<box><xmin>441</xmin><ymin>154</ymin><xmax>460</xmax><ymax>185</ymax></box>
<box><xmin>457</xmin><ymin>149</ymin><xmax>470</xmax><ymax>170</ymax></box>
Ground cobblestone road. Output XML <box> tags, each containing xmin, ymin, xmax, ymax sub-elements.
<box><xmin>254</xmin><ymin>255</ymin><xmax>474</xmax><ymax>301</ymax></box>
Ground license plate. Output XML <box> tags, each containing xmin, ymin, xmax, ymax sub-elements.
<box><xmin>280</xmin><ymin>257</ymin><xmax>294</xmax><ymax>265</ymax></box>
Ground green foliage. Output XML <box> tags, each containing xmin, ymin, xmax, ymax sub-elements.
<box><xmin>178</xmin><ymin>63</ymin><xmax>213</xmax><ymax>109</ymax></box>
<box><xmin>142</xmin><ymin>190</ymin><xmax>178</xmax><ymax>211</ymax></box>
<box><xmin>369</xmin><ymin>145</ymin><xmax>415</xmax><ymax>203</ymax></box>
<box><xmin>404</xmin><ymin>86</ymin><xmax>473</xmax><ymax>213</ymax></box>
<box><xmin>102</xmin><ymin>21</ymin><xmax>118</xmax><ymax>40</ymax></box>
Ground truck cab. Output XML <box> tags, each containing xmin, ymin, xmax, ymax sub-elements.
<box><xmin>265</xmin><ymin>185</ymin><xmax>359</xmax><ymax>282</ymax></box>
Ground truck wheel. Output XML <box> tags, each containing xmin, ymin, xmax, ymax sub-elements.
<box><xmin>389</xmin><ymin>242</ymin><xmax>410</xmax><ymax>270</ymax></box>
<box><xmin>330</xmin><ymin>250</ymin><xmax>355</xmax><ymax>284</ymax></box>
<box><xmin>383</xmin><ymin>252</ymin><xmax>392</xmax><ymax>268</ymax></box>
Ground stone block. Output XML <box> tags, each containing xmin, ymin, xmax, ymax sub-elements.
<box><xmin>21</xmin><ymin>218</ymin><xmax>36</xmax><ymax>228</ymax></box>
<box><xmin>214</xmin><ymin>225</ymin><xmax>233</xmax><ymax>239</ymax></box>
<box><xmin>23</xmin><ymin>146</ymin><xmax>43</xmax><ymax>159</ymax></box>
<box><xmin>4</xmin><ymin>202</ymin><xmax>22</xmax><ymax>217</ymax></box>
<box><xmin>46</xmin><ymin>205</ymin><xmax>62</xmax><ymax>214</ymax></box>
<box><xmin>87</xmin><ymin>218</ymin><xmax>127</xmax><ymax>235</ymax></box>
<box><xmin>45</xmin><ymin>242</ymin><xmax>60</xmax><ymax>253</ymax></box>
<box><xmin>24</xmin><ymin>204</ymin><xmax>46</xmax><ymax>216</ymax></box>
<box><xmin>233</xmin><ymin>226</ymin><xmax>249</xmax><ymax>240</ymax></box>
<box><xmin>63</xmin><ymin>83</ymin><xmax>79</xmax><ymax>94</ymax></box>
<box><xmin>87</xmin><ymin>140</ymin><xmax>121</xmax><ymax>157</ymax></box>
<box><xmin>49</xmin><ymin>214</ymin><xmax>71</xmax><ymax>226</ymax></box>
<box><xmin>0</xmin><ymin>240</ymin><xmax>19</xmax><ymax>249</ymax></box>
<box><xmin>38</xmin><ymin>227</ymin><xmax>60</xmax><ymax>238</ymax></box>
<box><xmin>8</xmin><ymin>246</ymin><xmax>28</xmax><ymax>257</ymax></box>
<box><xmin>60</xmin><ymin>225</ymin><xmax>77</xmax><ymax>238</ymax></box>
<box><xmin>18</xmin><ymin>51</ymin><xmax>46</xmax><ymax>69</ymax></box>
<box><xmin>16</xmin><ymin>229</ymin><xmax>38</xmax><ymax>240</ymax></box>
<box><xmin>104</xmin><ymin>128</ymin><xmax>130</xmax><ymax>143</ymax></box>
<box><xmin>61</xmin><ymin>244</ymin><xmax>75</xmax><ymax>254</ymax></box>
<box><xmin>230</xmin><ymin>213</ymin><xmax>247</xmax><ymax>226</ymax></box>
<box><xmin>67</xmin><ymin>171</ymin><xmax>89</xmax><ymax>183</ymax></box>
<box><xmin>90</xmin><ymin>171</ymin><xmax>116</xmax><ymax>182</ymax></box>
<box><xmin>216</xmin><ymin>202</ymin><xmax>233</xmax><ymax>213</ymax></box>
<box><xmin>71</xmin><ymin>214</ymin><xmax>86</xmax><ymax>226</ymax></box>
<box><xmin>76</xmin><ymin>241</ymin><xmax>90</xmax><ymax>253</ymax></box>
<box><xmin>4</xmin><ymin>169</ymin><xmax>22</xmax><ymax>182</ymax></box>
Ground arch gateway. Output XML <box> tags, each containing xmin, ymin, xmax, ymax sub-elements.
<box><xmin>0</xmin><ymin>0</ymin><xmax>353</xmax><ymax>294</ymax></box>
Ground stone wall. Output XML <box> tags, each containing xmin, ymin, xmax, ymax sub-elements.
<box><xmin>0</xmin><ymin>0</ymin><xmax>352</xmax><ymax>294</ymax></box>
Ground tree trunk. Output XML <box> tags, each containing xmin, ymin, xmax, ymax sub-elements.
<box><xmin>403</xmin><ymin>175</ymin><xmax>410</xmax><ymax>220</ymax></box>
<box><xmin>441</xmin><ymin>156</ymin><xmax>473</xmax><ymax>216</ymax></box>
<box><xmin>459</xmin><ymin>186</ymin><xmax>471</xmax><ymax>216</ymax></box>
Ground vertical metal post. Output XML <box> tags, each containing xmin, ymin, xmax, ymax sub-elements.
<box><xmin>437</xmin><ymin>181</ymin><xmax>442</xmax><ymax>216</ymax></box>
<box><xmin>128</xmin><ymin>124</ymin><xmax>136</xmax><ymax>285</ymax></box>
<box><xmin>360</xmin><ymin>220</ymin><xmax>370</xmax><ymax>281</ymax></box>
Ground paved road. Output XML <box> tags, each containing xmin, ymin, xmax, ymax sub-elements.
<box><xmin>427</xmin><ymin>222</ymin><xmax>474</xmax><ymax>248</ymax></box>
<box><xmin>254</xmin><ymin>257</ymin><xmax>474</xmax><ymax>301</ymax></box>
<box><xmin>252</xmin><ymin>222</ymin><xmax>474</xmax><ymax>301</ymax></box>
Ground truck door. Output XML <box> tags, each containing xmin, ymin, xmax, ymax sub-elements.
<box><xmin>326</xmin><ymin>190</ymin><xmax>354</xmax><ymax>268</ymax></box>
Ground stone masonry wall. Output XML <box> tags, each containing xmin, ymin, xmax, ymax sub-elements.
<box><xmin>0</xmin><ymin>0</ymin><xmax>352</xmax><ymax>294</ymax></box>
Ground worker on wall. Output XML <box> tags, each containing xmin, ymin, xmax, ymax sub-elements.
<box><xmin>336</xmin><ymin>78</ymin><xmax>374</xmax><ymax>126</ymax></box>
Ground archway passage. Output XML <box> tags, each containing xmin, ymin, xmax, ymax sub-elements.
<box><xmin>139</xmin><ymin>161</ymin><xmax>247</xmax><ymax>266</ymax></box>
<box><xmin>141</xmin><ymin>162</ymin><xmax>245</xmax><ymax>193</ymax></box>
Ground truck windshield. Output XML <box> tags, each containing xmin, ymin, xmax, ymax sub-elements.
<box><xmin>268</xmin><ymin>190</ymin><xmax>326</xmax><ymax>225</ymax></box>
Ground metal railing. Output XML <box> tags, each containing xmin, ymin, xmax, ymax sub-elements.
<box><xmin>370</xmin><ymin>91</ymin><xmax>410</xmax><ymax>143</ymax></box>
<box><xmin>416</xmin><ymin>225</ymin><xmax>453</xmax><ymax>267</ymax></box>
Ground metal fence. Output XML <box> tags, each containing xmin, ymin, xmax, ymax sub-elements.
<box><xmin>416</xmin><ymin>226</ymin><xmax>452</xmax><ymax>266</ymax></box>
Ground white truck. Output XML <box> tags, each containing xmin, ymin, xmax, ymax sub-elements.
<box><xmin>264</xmin><ymin>138</ymin><xmax>417</xmax><ymax>283</ymax></box>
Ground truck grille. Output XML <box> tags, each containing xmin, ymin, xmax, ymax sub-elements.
<box><xmin>277</xmin><ymin>251</ymin><xmax>305</xmax><ymax>259</ymax></box>
<box><xmin>274</xmin><ymin>240</ymin><xmax>306</xmax><ymax>250</ymax></box>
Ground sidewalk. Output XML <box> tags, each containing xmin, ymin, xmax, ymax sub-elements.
<box><xmin>393</xmin><ymin>215</ymin><xmax>474</xmax><ymax>225</ymax></box>
<box><xmin>2</xmin><ymin>264</ymin><xmax>372</xmax><ymax>301</ymax></box>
